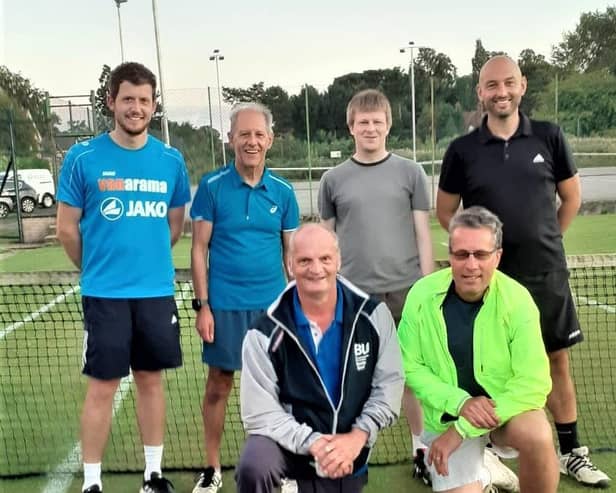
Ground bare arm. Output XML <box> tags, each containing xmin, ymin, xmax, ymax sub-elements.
<box><xmin>412</xmin><ymin>209</ymin><xmax>434</xmax><ymax>276</ymax></box>
<box><xmin>191</xmin><ymin>220</ymin><xmax>214</xmax><ymax>342</ymax></box>
<box><xmin>167</xmin><ymin>206</ymin><xmax>186</xmax><ymax>246</ymax></box>
<box><xmin>282</xmin><ymin>230</ymin><xmax>293</xmax><ymax>280</ymax></box>
<box><xmin>556</xmin><ymin>174</ymin><xmax>581</xmax><ymax>234</ymax></box>
<box><xmin>435</xmin><ymin>189</ymin><xmax>461</xmax><ymax>231</ymax></box>
<box><xmin>56</xmin><ymin>202</ymin><xmax>82</xmax><ymax>269</ymax></box>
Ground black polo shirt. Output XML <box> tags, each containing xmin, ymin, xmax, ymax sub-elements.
<box><xmin>439</xmin><ymin>113</ymin><xmax>576</xmax><ymax>275</ymax></box>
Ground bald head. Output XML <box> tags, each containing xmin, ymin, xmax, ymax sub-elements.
<box><xmin>479</xmin><ymin>55</ymin><xmax>522</xmax><ymax>85</ymax></box>
<box><xmin>288</xmin><ymin>223</ymin><xmax>341</xmax><ymax>298</ymax></box>
<box><xmin>477</xmin><ymin>55</ymin><xmax>527</xmax><ymax>120</ymax></box>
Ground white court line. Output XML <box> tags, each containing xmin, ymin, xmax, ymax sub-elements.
<box><xmin>575</xmin><ymin>295</ymin><xmax>616</xmax><ymax>314</ymax></box>
<box><xmin>0</xmin><ymin>285</ymin><xmax>80</xmax><ymax>341</ymax></box>
<box><xmin>41</xmin><ymin>283</ymin><xmax>192</xmax><ymax>493</ymax></box>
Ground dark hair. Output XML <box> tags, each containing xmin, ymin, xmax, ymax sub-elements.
<box><xmin>108</xmin><ymin>62</ymin><xmax>157</xmax><ymax>100</ymax></box>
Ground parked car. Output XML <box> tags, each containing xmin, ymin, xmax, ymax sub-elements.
<box><xmin>0</xmin><ymin>169</ymin><xmax>56</xmax><ymax>208</ymax></box>
<box><xmin>0</xmin><ymin>180</ymin><xmax>38</xmax><ymax>213</ymax></box>
<box><xmin>0</xmin><ymin>196</ymin><xmax>14</xmax><ymax>218</ymax></box>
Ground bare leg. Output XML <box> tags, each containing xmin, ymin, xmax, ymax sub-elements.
<box><xmin>491</xmin><ymin>409</ymin><xmax>559</xmax><ymax>493</ymax></box>
<box><xmin>81</xmin><ymin>377</ymin><xmax>121</xmax><ymax>462</ymax></box>
<box><xmin>546</xmin><ymin>349</ymin><xmax>577</xmax><ymax>423</ymax></box>
<box><xmin>203</xmin><ymin>367</ymin><xmax>235</xmax><ymax>468</ymax></box>
<box><xmin>133</xmin><ymin>370</ymin><xmax>166</xmax><ymax>445</ymax></box>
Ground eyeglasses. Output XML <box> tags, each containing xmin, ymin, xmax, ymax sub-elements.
<box><xmin>449</xmin><ymin>249</ymin><xmax>498</xmax><ymax>261</ymax></box>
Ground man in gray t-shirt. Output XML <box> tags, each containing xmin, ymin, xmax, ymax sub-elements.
<box><xmin>318</xmin><ymin>89</ymin><xmax>433</xmax><ymax>477</ymax></box>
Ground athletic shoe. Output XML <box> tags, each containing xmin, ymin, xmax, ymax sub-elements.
<box><xmin>280</xmin><ymin>477</ymin><xmax>299</xmax><ymax>493</ymax></box>
<box><xmin>83</xmin><ymin>486</ymin><xmax>102</xmax><ymax>493</ymax></box>
<box><xmin>559</xmin><ymin>446</ymin><xmax>611</xmax><ymax>488</ymax></box>
<box><xmin>140</xmin><ymin>472</ymin><xmax>175</xmax><ymax>493</ymax></box>
<box><xmin>483</xmin><ymin>484</ymin><xmax>499</xmax><ymax>493</ymax></box>
<box><xmin>484</xmin><ymin>448</ymin><xmax>520</xmax><ymax>492</ymax></box>
<box><xmin>192</xmin><ymin>467</ymin><xmax>222</xmax><ymax>493</ymax></box>
<box><xmin>412</xmin><ymin>448</ymin><xmax>432</xmax><ymax>486</ymax></box>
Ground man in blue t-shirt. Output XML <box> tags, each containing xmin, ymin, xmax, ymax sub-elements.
<box><xmin>56</xmin><ymin>62</ymin><xmax>190</xmax><ymax>493</ymax></box>
<box><xmin>190</xmin><ymin>102</ymin><xmax>300</xmax><ymax>493</ymax></box>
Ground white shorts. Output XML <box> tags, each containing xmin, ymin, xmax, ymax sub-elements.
<box><xmin>422</xmin><ymin>432</ymin><xmax>489</xmax><ymax>492</ymax></box>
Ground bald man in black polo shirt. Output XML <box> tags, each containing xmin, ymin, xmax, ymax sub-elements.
<box><xmin>436</xmin><ymin>55</ymin><xmax>610</xmax><ymax>489</ymax></box>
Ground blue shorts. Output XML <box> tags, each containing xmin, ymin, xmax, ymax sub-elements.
<box><xmin>203</xmin><ymin>309</ymin><xmax>264</xmax><ymax>371</ymax></box>
<box><xmin>82</xmin><ymin>296</ymin><xmax>182</xmax><ymax>380</ymax></box>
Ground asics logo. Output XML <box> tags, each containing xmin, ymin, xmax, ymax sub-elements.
<box><xmin>100</xmin><ymin>197</ymin><xmax>124</xmax><ymax>221</ymax></box>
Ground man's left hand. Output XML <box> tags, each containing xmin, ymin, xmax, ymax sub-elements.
<box><xmin>427</xmin><ymin>427</ymin><xmax>463</xmax><ymax>477</ymax></box>
<box><xmin>313</xmin><ymin>428</ymin><xmax>368</xmax><ymax>479</ymax></box>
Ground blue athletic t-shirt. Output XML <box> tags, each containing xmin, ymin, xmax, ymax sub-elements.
<box><xmin>57</xmin><ymin>133</ymin><xmax>191</xmax><ymax>298</ymax></box>
<box><xmin>190</xmin><ymin>162</ymin><xmax>300</xmax><ymax>310</ymax></box>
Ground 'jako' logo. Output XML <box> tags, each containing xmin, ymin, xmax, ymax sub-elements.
<box><xmin>100</xmin><ymin>197</ymin><xmax>124</xmax><ymax>221</ymax></box>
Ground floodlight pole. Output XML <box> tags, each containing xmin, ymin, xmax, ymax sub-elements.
<box><xmin>400</xmin><ymin>41</ymin><xmax>425</xmax><ymax>162</ymax></box>
<box><xmin>114</xmin><ymin>0</ymin><xmax>128</xmax><ymax>62</ymax></box>
<box><xmin>209</xmin><ymin>49</ymin><xmax>226</xmax><ymax>164</ymax></box>
<box><xmin>151</xmin><ymin>0</ymin><xmax>170</xmax><ymax>144</ymax></box>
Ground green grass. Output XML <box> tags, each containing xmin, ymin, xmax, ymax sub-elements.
<box><xmin>1</xmin><ymin>215</ymin><xmax>615</xmax><ymax>491</ymax></box>
<box><xmin>1</xmin><ymin>214</ymin><xmax>614</xmax><ymax>273</ymax></box>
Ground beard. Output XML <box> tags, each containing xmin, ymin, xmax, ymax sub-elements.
<box><xmin>116</xmin><ymin>115</ymin><xmax>151</xmax><ymax>136</ymax></box>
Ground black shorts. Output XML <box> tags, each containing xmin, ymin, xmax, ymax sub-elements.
<box><xmin>82</xmin><ymin>295</ymin><xmax>182</xmax><ymax>380</ymax></box>
<box><xmin>513</xmin><ymin>270</ymin><xmax>583</xmax><ymax>353</ymax></box>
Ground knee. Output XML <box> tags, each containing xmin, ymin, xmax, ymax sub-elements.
<box><xmin>510</xmin><ymin>414</ymin><xmax>554</xmax><ymax>454</ymax></box>
<box><xmin>236</xmin><ymin>437</ymin><xmax>282</xmax><ymax>486</ymax></box>
<box><xmin>86</xmin><ymin>378</ymin><xmax>120</xmax><ymax>403</ymax></box>
<box><xmin>205</xmin><ymin>371</ymin><xmax>234</xmax><ymax>402</ymax></box>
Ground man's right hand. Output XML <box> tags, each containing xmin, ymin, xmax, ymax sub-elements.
<box><xmin>195</xmin><ymin>307</ymin><xmax>215</xmax><ymax>343</ymax></box>
<box><xmin>459</xmin><ymin>396</ymin><xmax>500</xmax><ymax>429</ymax></box>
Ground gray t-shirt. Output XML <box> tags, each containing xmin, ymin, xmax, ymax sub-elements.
<box><xmin>318</xmin><ymin>153</ymin><xmax>430</xmax><ymax>293</ymax></box>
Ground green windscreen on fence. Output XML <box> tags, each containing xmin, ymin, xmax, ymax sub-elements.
<box><xmin>1</xmin><ymin>256</ymin><xmax>615</xmax><ymax>476</ymax></box>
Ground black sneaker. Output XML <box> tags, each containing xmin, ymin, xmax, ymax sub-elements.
<box><xmin>140</xmin><ymin>472</ymin><xmax>175</xmax><ymax>493</ymax></box>
<box><xmin>83</xmin><ymin>486</ymin><xmax>102</xmax><ymax>493</ymax></box>
<box><xmin>413</xmin><ymin>448</ymin><xmax>432</xmax><ymax>486</ymax></box>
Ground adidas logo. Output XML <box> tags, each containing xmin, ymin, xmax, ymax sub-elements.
<box><xmin>532</xmin><ymin>153</ymin><xmax>545</xmax><ymax>164</ymax></box>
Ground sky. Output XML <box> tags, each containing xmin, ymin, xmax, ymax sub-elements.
<box><xmin>1</xmin><ymin>0</ymin><xmax>613</xmax><ymax>125</ymax></box>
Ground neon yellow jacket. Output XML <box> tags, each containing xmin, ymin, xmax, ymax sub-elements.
<box><xmin>398</xmin><ymin>267</ymin><xmax>551</xmax><ymax>438</ymax></box>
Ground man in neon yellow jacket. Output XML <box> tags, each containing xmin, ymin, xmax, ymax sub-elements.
<box><xmin>398</xmin><ymin>206</ymin><xmax>558</xmax><ymax>493</ymax></box>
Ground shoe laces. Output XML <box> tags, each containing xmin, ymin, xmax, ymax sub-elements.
<box><xmin>567</xmin><ymin>449</ymin><xmax>598</xmax><ymax>472</ymax></box>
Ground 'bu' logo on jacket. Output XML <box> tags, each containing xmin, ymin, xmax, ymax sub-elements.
<box><xmin>354</xmin><ymin>342</ymin><xmax>370</xmax><ymax>371</ymax></box>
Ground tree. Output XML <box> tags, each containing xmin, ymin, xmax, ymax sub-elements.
<box><xmin>94</xmin><ymin>64</ymin><xmax>113</xmax><ymax>132</ymax></box>
<box><xmin>552</xmin><ymin>6</ymin><xmax>616</xmax><ymax>75</ymax></box>
<box><xmin>534</xmin><ymin>69</ymin><xmax>616</xmax><ymax>136</ymax></box>
<box><xmin>518</xmin><ymin>49</ymin><xmax>555</xmax><ymax>115</ymax></box>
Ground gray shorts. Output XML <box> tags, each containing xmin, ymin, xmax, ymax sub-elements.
<box><xmin>202</xmin><ymin>309</ymin><xmax>263</xmax><ymax>371</ymax></box>
<box><xmin>422</xmin><ymin>432</ymin><xmax>488</xmax><ymax>492</ymax></box>
<box><xmin>370</xmin><ymin>285</ymin><xmax>411</xmax><ymax>325</ymax></box>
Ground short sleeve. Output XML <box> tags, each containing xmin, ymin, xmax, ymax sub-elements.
<box><xmin>552</xmin><ymin>127</ymin><xmax>577</xmax><ymax>183</ymax></box>
<box><xmin>190</xmin><ymin>176</ymin><xmax>215</xmax><ymax>222</ymax></box>
<box><xmin>439</xmin><ymin>142</ymin><xmax>466</xmax><ymax>195</ymax></box>
<box><xmin>410</xmin><ymin>164</ymin><xmax>430</xmax><ymax>211</ymax></box>
<box><xmin>169</xmin><ymin>154</ymin><xmax>191</xmax><ymax>208</ymax></box>
<box><xmin>56</xmin><ymin>146</ymin><xmax>85</xmax><ymax>209</ymax></box>
<box><xmin>282</xmin><ymin>186</ymin><xmax>300</xmax><ymax>232</ymax></box>
<box><xmin>318</xmin><ymin>171</ymin><xmax>336</xmax><ymax>220</ymax></box>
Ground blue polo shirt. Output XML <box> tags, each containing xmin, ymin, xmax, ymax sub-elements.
<box><xmin>190</xmin><ymin>162</ymin><xmax>300</xmax><ymax>310</ymax></box>
<box><xmin>293</xmin><ymin>283</ymin><xmax>344</xmax><ymax>407</ymax></box>
<box><xmin>57</xmin><ymin>133</ymin><xmax>191</xmax><ymax>298</ymax></box>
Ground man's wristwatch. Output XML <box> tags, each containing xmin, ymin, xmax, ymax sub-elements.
<box><xmin>192</xmin><ymin>298</ymin><xmax>209</xmax><ymax>312</ymax></box>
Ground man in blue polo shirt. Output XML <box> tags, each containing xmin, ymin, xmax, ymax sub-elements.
<box><xmin>190</xmin><ymin>102</ymin><xmax>300</xmax><ymax>493</ymax></box>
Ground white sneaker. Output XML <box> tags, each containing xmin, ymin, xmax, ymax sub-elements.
<box><xmin>484</xmin><ymin>448</ymin><xmax>520</xmax><ymax>492</ymax></box>
<box><xmin>560</xmin><ymin>446</ymin><xmax>611</xmax><ymax>488</ymax></box>
<box><xmin>192</xmin><ymin>467</ymin><xmax>222</xmax><ymax>493</ymax></box>
<box><xmin>280</xmin><ymin>477</ymin><xmax>298</xmax><ymax>493</ymax></box>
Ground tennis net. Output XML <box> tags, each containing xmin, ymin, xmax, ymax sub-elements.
<box><xmin>1</xmin><ymin>255</ymin><xmax>615</xmax><ymax>476</ymax></box>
